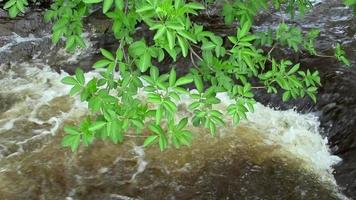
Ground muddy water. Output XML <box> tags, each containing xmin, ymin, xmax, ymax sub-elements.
<box><xmin>0</xmin><ymin>63</ymin><xmax>346</xmax><ymax>200</ymax></box>
<box><xmin>0</xmin><ymin>0</ymin><xmax>355</xmax><ymax>199</ymax></box>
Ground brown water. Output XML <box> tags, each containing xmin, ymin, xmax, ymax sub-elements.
<box><xmin>0</xmin><ymin>127</ymin><xmax>343</xmax><ymax>200</ymax></box>
<box><xmin>0</xmin><ymin>64</ymin><xmax>345</xmax><ymax>200</ymax></box>
<box><xmin>0</xmin><ymin>0</ymin><xmax>355</xmax><ymax>199</ymax></box>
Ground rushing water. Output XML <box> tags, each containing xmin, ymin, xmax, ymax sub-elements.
<box><xmin>0</xmin><ymin>0</ymin><xmax>355</xmax><ymax>199</ymax></box>
<box><xmin>0</xmin><ymin>62</ymin><xmax>347</xmax><ymax>200</ymax></box>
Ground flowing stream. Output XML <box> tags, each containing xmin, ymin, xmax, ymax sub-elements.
<box><xmin>0</xmin><ymin>0</ymin><xmax>355</xmax><ymax>199</ymax></box>
<box><xmin>0</xmin><ymin>62</ymin><xmax>347</xmax><ymax>199</ymax></box>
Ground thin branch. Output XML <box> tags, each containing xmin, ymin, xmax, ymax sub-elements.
<box><xmin>190</xmin><ymin>49</ymin><xmax>202</xmax><ymax>73</ymax></box>
<box><xmin>189</xmin><ymin>46</ymin><xmax>215</xmax><ymax>72</ymax></box>
<box><xmin>189</xmin><ymin>46</ymin><xmax>212</xmax><ymax>73</ymax></box>
<box><xmin>314</xmin><ymin>53</ymin><xmax>334</xmax><ymax>58</ymax></box>
<box><xmin>125</xmin><ymin>134</ymin><xmax>147</xmax><ymax>138</ymax></box>
<box><xmin>190</xmin><ymin>46</ymin><xmax>203</xmax><ymax>61</ymax></box>
<box><xmin>124</xmin><ymin>0</ymin><xmax>129</xmax><ymax>13</ymax></box>
<box><xmin>267</xmin><ymin>43</ymin><xmax>277</xmax><ymax>56</ymax></box>
<box><xmin>252</xmin><ymin>86</ymin><xmax>266</xmax><ymax>89</ymax></box>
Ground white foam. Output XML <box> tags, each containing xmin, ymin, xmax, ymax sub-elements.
<box><xmin>130</xmin><ymin>145</ymin><xmax>148</xmax><ymax>182</ymax></box>
<box><xmin>245</xmin><ymin>103</ymin><xmax>341</xmax><ymax>174</ymax></box>
<box><xmin>0</xmin><ymin>63</ymin><xmax>344</xmax><ymax>196</ymax></box>
<box><xmin>0</xmin><ymin>33</ymin><xmax>50</xmax><ymax>53</ymax></box>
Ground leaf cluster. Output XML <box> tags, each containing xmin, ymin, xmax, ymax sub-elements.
<box><xmin>13</xmin><ymin>0</ymin><xmax>350</xmax><ymax>151</ymax></box>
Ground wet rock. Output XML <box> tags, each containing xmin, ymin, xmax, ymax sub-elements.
<box><xmin>12</xmin><ymin>12</ymin><xmax>50</xmax><ymax>36</ymax></box>
<box><xmin>0</xmin><ymin>10</ymin><xmax>54</xmax><ymax>64</ymax></box>
<box><xmin>0</xmin><ymin>10</ymin><xmax>50</xmax><ymax>37</ymax></box>
<box><xmin>0</xmin><ymin>24</ymin><xmax>12</xmax><ymax>37</ymax></box>
<box><xmin>0</xmin><ymin>8</ymin><xmax>7</xmax><ymax>18</ymax></box>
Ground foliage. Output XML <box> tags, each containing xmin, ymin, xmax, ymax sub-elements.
<box><xmin>2</xmin><ymin>0</ymin><xmax>29</xmax><ymax>17</ymax></box>
<box><xmin>344</xmin><ymin>0</ymin><xmax>356</xmax><ymax>12</ymax></box>
<box><xmin>2</xmin><ymin>0</ymin><xmax>352</xmax><ymax>151</ymax></box>
<box><xmin>335</xmin><ymin>43</ymin><xmax>351</xmax><ymax>66</ymax></box>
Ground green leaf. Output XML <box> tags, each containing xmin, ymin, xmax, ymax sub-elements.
<box><xmin>209</xmin><ymin>121</ymin><xmax>216</xmax><ymax>136</ymax></box>
<box><xmin>222</xmin><ymin>4</ymin><xmax>234</xmax><ymax>25</ymax></box>
<box><xmin>282</xmin><ymin>91</ymin><xmax>291</xmax><ymax>102</ymax></box>
<box><xmin>172</xmin><ymin>87</ymin><xmax>189</xmax><ymax>94</ymax></box>
<box><xmin>115</xmin><ymin>0</ymin><xmax>124</xmax><ymax>10</ymax></box>
<box><xmin>177</xmin><ymin>30</ymin><xmax>197</xmax><ymax>43</ymax></box>
<box><xmin>149</xmin><ymin>124</ymin><xmax>163</xmax><ymax>134</ymax></box>
<box><xmin>307</xmin><ymin>92</ymin><xmax>317</xmax><ymax>103</ymax></box>
<box><xmin>159</xmin><ymin>135</ymin><xmax>167</xmax><ymax>151</ymax></box>
<box><xmin>64</xmin><ymin>126</ymin><xmax>81</xmax><ymax>135</ymax></box>
<box><xmin>194</xmin><ymin>75</ymin><xmax>203</xmax><ymax>93</ymax></box>
<box><xmin>129</xmin><ymin>40</ymin><xmax>146</xmax><ymax>56</ymax></box>
<box><xmin>340</xmin><ymin>56</ymin><xmax>351</xmax><ymax>66</ymax></box>
<box><xmin>88</xmin><ymin>96</ymin><xmax>101</xmax><ymax>112</ymax></box>
<box><xmin>177</xmin><ymin>36</ymin><xmax>188</xmax><ymax>57</ymax></box>
<box><xmin>169</xmin><ymin>68</ymin><xmax>177</xmax><ymax>87</ymax></box>
<box><xmin>62</xmin><ymin>134</ymin><xmax>81</xmax><ymax>152</ymax></box>
<box><xmin>150</xmin><ymin>66</ymin><xmax>159</xmax><ymax>80</ymax></box>
<box><xmin>65</xmin><ymin>36</ymin><xmax>76</xmax><ymax>50</ymax></box>
<box><xmin>61</xmin><ymin>77</ymin><xmax>78</xmax><ymax>85</ymax></box>
<box><xmin>138</xmin><ymin>52</ymin><xmax>151</xmax><ymax>72</ymax></box>
<box><xmin>166</xmin><ymin>22</ymin><xmax>185</xmax><ymax>30</ymax></box>
<box><xmin>163</xmin><ymin>100</ymin><xmax>177</xmax><ymax>113</ymax></box>
<box><xmin>111</xmin><ymin>120</ymin><xmax>123</xmax><ymax>143</ymax></box>
<box><xmin>52</xmin><ymin>30</ymin><xmax>62</xmax><ymax>44</ymax></box>
<box><xmin>69</xmin><ymin>85</ymin><xmax>82</xmax><ymax>96</ymax></box>
<box><xmin>100</xmin><ymin>48</ymin><xmax>115</xmax><ymax>61</ymax></box>
<box><xmin>228</xmin><ymin>36</ymin><xmax>238</xmax><ymax>44</ymax></box>
<box><xmin>16</xmin><ymin>1</ymin><xmax>25</xmax><ymax>13</ymax></box>
<box><xmin>82</xmin><ymin>132</ymin><xmax>94</xmax><ymax>145</ymax></box>
<box><xmin>155</xmin><ymin>107</ymin><xmax>163</xmax><ymax>125</ymax></box>
<box><xmin>185</xmin><ymin>2</ymin><xmax>205</xmax><ymax>10</ymax></box>
<box><xmin>238</xmin><ymin>20</ymin><xmax>252</xmax><ymax>39</ymax></box>
<box><xmin>76</xmin><ymin>36</ymin><xmax>86</xmax><ymax>48</ymax></box>
<box><xmin>175</xmin><ymin>76</ymin><xmax>193</xmax><ymax>86</ymax></box>
<box><xmin>143</xmin><ymin>135</ymin><xmax>158</xmax><ymax>147</ymax></box>
<box><xmin>240</xmin><ymin>35</ymin><xmax>256</xmax><ymax>42</ymax></box>
<box><xmin>88</xmin><ymin>121</ymin><xmax>107</xmax><ymax>132</ymax></box>
<box><xmin>136</xmin><ymin>5</ymin><xmax>154</xmax><ymax>13</ymax></box>
<box><xmin>83</xmin><ymin>0</ymin><xmax>103</xmax><ymax>3</ymax></box>
<box><xmin>288</xmin><ymin>64</ymin><xmax>300</xmax><ymax>75</ymax></box>
<box><xmin>202</xmin><ymin>41</ymin><xmax>215</xmax><ymax>50</ymax></box>
<box><xmin>154</xmin><ymin>26</ymin><xmax>167</xmax><ymax>40</ymax></box>
<box><xmin>75</xmin><ymin>68</ymin><xmax>85</xmax><ymax>85</ymax></box>
<box><xmin>94</xmin><ymin>59</ymin><xmax>112</xmax><ymax>68</ymax></box>
<box><xmin>103</xmin><ymin>0</ymin><xmax>113</xmax><ymax>13</ymax></box>
<box><xmin>177</xmin><ymin>118</ymin><xmax>188</xmax><ymax>130</ymax></box>
<box><xmin>189</xmin><ymin>101</ymin><xmax>201</xmax><ymax>110</ymax></box>
<box><xmin>4</xmin><ymin>0</ymin><xmax>16</xmax><ymax>9</ymax></box>
<box><xmin>167</xmin><ymin>30</ymin><xmax>176</xmax><ymax>50</ymax></box>
<box><xmin>307</xmin><ymin>87</ymin><xmax>318</xmax><ymax>92</ymax></box>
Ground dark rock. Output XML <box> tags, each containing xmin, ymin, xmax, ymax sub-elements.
<box><xmin>0</xmin><ymin>8</ymin><xmax>7</xmax><ymax>18</ymax></box>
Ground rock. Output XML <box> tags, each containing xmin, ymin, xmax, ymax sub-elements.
<box><xmin>0</xmin><ymin>8</ymin><xmax>8</xmax><ymax>18</ymax></box>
